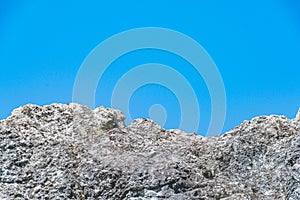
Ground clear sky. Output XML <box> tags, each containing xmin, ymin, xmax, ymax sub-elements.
<box><xmin>1</xmin><ymin>1</ymin><xmax>300</xmax><ymax>135</ymax></box>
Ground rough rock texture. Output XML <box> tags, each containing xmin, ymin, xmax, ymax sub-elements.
<box><xmin>0</xmin><ymin>103</ymin><xmax>300</xmax><ymax>199</ymax></box>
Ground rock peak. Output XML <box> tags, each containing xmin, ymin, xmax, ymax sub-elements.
<box><xmin>296</xmin><ymin>108</ymin><xmax>300</xmax><ymax>121</ymax></box>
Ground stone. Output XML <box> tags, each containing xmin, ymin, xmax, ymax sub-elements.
<box><xmin>0</xmin><ymin>103</ymin><xmax>299</xmax><ymax>199</ymax></box>
<box><xmin>296</xmin><ymin>108</ymin><xmax>300</xmax><ymax>121</ymax></box>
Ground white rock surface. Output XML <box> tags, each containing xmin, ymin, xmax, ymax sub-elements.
<box><xmin>296</xmin><ymin>108</ymin><xmax>300</xmax><ymax>122</ymax></box>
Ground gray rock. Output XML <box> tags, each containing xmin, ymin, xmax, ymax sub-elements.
<box><xmin>0</xmin><ymin>103</ymin><xmax>299</xmax><ymax>199</ymax></box>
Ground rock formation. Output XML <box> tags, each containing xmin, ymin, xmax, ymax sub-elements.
<box><xmin>0</xmin><ymin>103</ymin><xmax>300</xmax><ymax>199</ymax></box>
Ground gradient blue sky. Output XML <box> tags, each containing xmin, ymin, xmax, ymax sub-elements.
<box><xmin>1</xmin><ymin>1</ymin><xmax>300</xmax><ymax>135</ymax></box>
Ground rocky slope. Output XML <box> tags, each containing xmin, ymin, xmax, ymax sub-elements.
<box><xmin>0</xmin><ymin>103</ymin><xmax>300</xmax><ymax>199</ymax></box>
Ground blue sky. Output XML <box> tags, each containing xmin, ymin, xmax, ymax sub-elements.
<box><xmin>1</xmin><ymin>1</ymin><xmax>300</xmax><ymax>135</ymax></box>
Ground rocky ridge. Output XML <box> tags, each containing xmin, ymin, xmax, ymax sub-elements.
<box><xmin>0</xmin><ymin>103</ymin><xmax>300</xmax><ymax>199</ymax></box>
